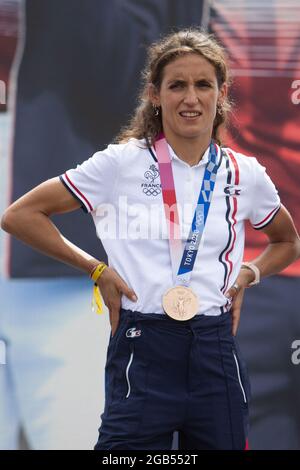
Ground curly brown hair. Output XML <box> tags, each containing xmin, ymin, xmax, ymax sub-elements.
<box><xmin>116</xmin><ymin>28</ymin><xmax>232</xmax><ymax>147</ymax></box>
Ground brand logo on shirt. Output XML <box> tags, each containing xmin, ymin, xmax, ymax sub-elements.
<box><xmin>224</xmin><ymin>185</ymin><xmax>241</xmax><ymax>196</ymax></box>
<box><xmin>126</xmin><ymin>327</ymin><xmax>142</xmax><ymax>338</ymax></box>
<box><xmin>141</xmin><ymin>164</ymin><xmax>161</xmax><ymax>197</ymax></box>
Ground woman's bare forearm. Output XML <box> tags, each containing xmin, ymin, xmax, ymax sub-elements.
<box><xmin>250</xmin><ymin>240</ymin><xmax>300</xmax><ymax>278</ymax></box>
<box><xmin>1</xmin><ymin>209</ymin><xmax>101</xmax><ymax>275</ymax></box>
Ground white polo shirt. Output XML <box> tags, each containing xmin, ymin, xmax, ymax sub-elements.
<box><xmin>60</xmin><ymin>138</ymin><xmax>280</xmax><ymax>316</ymax></box>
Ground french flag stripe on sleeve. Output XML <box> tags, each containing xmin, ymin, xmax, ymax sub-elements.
<box><xmin>60</xmin><ymin>172</ymin><xmax>93</xmax><ymax>212</ymax></box>
<box><xmin>252</xmin><ymin>204</ymin><xmax>281</xmax><ymax>230</ymax></box>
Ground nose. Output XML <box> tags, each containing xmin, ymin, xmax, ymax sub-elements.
<box><xmin>183</xmin><ymin>85</ymin><xmax>199</xmax><ymax>105</ymax></box>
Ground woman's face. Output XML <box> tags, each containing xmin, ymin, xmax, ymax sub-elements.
<box><xmin>150</xmin><ymin>53</ymin><xmax>227</xmax><ymax>141</ymax></box>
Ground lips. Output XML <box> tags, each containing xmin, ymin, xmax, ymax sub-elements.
<box><xmin>179</xmin><ymin>111</ymin><xmax>202</xmax><ymax>118</ymax></box>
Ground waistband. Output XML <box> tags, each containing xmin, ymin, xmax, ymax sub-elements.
<box><xmin>119</xmin><ymin>308</ymin><xmax>232</xmax><ymax>329</ymax></box>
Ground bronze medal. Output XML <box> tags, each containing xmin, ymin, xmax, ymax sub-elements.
<box><xmin>162</xmin><ymin>286</ymin><xmax>199</xmax><ymax>321</ymax></box>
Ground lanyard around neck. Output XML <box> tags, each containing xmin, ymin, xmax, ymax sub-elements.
<box><xmin>155</xmin><ymin>134</ymin><xmax>219</xmax><ymax>286</ymax></box>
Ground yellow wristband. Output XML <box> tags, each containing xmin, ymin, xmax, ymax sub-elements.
<box><xmin>90</xmin><ymin>262</ymin><xmax>107</xmax><ymax>282</ymax></box>
<box><xmin>92</xmin><ymin>283</ymin><xmax>104</xmax><ymax>315</ymax></box>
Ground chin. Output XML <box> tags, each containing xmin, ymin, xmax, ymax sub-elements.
<box><xmin>178</xmin><ymin>129</ymin><xmax>205</xmax><ymax>139</ymax></box>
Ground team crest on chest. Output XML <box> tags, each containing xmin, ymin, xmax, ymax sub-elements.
<box><xmin>141</xmin><ymin>164</ymin><xmax>161</xmax><ymax>197</ymax></box>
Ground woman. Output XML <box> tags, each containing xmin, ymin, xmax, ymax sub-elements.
<box><xmin>1</xmin><ymin>29</ymin><xmax>300</xmax><ymax>450</ymax></box>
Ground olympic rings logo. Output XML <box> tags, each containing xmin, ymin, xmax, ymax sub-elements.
<box><xmin>142</xmin><ymin>186</ymin><xmax>161</xmax><ymax>197</ymax></box>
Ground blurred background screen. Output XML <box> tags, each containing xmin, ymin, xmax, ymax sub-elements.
<box><xmin>0</xmin><ymin>0</ymin><xmax>299</xmax><ymax>450</ymax></box>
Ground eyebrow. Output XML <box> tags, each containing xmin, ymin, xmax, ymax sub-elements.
<box><xmin>166</xmin><ymin>77</ymin><xmax>214</xmax><ymax>84</ymax></box>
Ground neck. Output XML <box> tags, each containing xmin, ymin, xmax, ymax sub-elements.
<box><xmin>163</xmin><ymin>131</ymin><xmax>211</xmax><ymax>167</ymax></box>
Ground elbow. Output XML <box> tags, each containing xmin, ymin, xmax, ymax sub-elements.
<box><xmin>296</xmin><ymin>237</ymin><xmax>300</xmax><ymax>260</ymax></box>
<box><xmin>1</xmin><ymin>208</ymin><xmax>17</xmax><ymax>234</ymax></box>
<box><xmin>290</xmin><ymin>236</ymin><xmax>300</xmax><ymax>262</ymax></box>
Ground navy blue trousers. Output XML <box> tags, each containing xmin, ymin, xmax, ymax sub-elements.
<box><xmin>94</xmin><ymin>309</ymin><xmax>250</xmax><ymax>450</ymax></box>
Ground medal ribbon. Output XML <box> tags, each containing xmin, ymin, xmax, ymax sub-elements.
<box><xmin>155</xmin><ymin>134</ymin><xmax>219</xmax><ymax>286</ymax></box>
